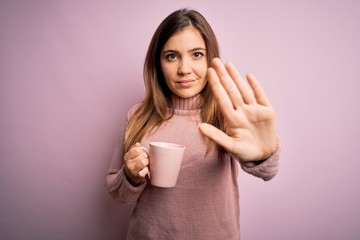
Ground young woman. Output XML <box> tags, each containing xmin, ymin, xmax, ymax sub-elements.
<box><xmin>105</xmin><ymin>8</ymin><xmax>280</xmax><ymax>239</ymax></box>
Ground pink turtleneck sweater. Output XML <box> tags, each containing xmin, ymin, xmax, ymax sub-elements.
<box><xmin>105</xmin><ymin>95</ymin><xmax>280</xmax><ymax>240</ymax></box>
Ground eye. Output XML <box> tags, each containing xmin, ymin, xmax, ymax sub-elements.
<box><xmin>193</xmin><ymin>52</ymin><xmax>204</xmax><ymax>58</ymax></box>
<box><xmin>165</xmin><ymin>53</ymin><xmax>178</xmax><ymax>61</ymax></box>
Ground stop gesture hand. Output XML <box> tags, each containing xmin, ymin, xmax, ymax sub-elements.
<box><xmin>199</xmin><ymin>58</ymin><xmax>277</xmax><ymax>162</ymax></box>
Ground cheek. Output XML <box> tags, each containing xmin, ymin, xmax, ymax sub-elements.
<box><xmin>161</xmin><ymin>68</ymin><xmax>176</xmax><ymax>89</ymax></box>
<box><xmin>197</xmin><ymin>62</ymin><xmax>208</xmax><ymax>78</ymax></box>
<box><xmin>161</xmin><ymin>63</ymin><xmax>175</xmax><ymax>80</ymax></box>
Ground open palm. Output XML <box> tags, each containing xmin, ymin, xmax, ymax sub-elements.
<box><xmin>199</xmin><ymin>58</ymin><xmax>277</xmax><ymax>162</ymax></box>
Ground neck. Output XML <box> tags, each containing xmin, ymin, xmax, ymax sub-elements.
<box><xmin>170</xmin><ymin>94</ymin><xmax>201</xmax><ymax>110</ymax></box>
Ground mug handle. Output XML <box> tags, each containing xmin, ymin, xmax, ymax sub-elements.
<box><xmin>140</xmin><ymin>147</ymin><xmax>150</xmax><ymax>179</ymax></box>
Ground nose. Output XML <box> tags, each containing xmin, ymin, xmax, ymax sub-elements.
<box><xmin>177</xmin><ymin>58</ymin><xmax>191</xmax><ymax>75</ymax></box>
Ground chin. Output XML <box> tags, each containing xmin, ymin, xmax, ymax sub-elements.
<box><xmin>175</xmin><ymin>92</ymin><xmax>198</xmax><ymax>99</ymax></box>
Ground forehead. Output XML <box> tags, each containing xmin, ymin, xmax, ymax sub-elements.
<box><xmin>163</xmin><ymin>27</ymin><xmax>206</xmax><ymax>50</ymax></box>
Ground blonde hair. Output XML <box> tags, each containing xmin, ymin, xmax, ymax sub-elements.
<box><xmin>124</xmin><ymin>9</ymin><xmax>225</xmax><ymax>152</ymax></box>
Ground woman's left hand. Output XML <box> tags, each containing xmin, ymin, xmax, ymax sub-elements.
<box><xmin>199</xmin><ymin>58</ymin><xmax>277</xmax><ymax>162</ymax></box>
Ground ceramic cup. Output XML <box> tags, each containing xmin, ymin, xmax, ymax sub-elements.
<box><xmin>141</xmin><ymin>142</ymin><xmax>185</xmax><ymax>188</ymax></box>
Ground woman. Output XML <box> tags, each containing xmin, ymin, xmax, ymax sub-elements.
<box><xmin>105</xmin><ymin>8</ymin><xmax>280</xmax><ymax>239</ymax></box>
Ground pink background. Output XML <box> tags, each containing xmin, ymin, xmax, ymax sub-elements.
<box><xmin>1</xmin><ymin>0</ymin><xmax>359</xmax><ymax>239</ymax></box>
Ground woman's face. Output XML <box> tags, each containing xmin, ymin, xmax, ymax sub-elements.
<box><xmin>160</xmin><ymin>26</ymin><xmax>208</xmax><ymax>98</ymax></box>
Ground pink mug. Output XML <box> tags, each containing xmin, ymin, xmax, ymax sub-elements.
<box><xmin>141</xmin><ymin>142</ymin><xmax>185</xmax><ymax>188</ymax></box>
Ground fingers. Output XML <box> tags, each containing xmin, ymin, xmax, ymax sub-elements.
<box><xmin>124</xmin><ymin>143</ymin><xmax>149</xmax><ymax>180</ymax></box>
<box><xmin>207</xmin><ymin>68</ymin><xmax>234</xmax><ymax>119</ymax></box>
<box><xmin>124</xmin><ymin>142</ymin><xmax>142</xmax><ymax>160</ymax></box>
<box><xmin>246</xmin><ymin>73</ymin><xmax>271</xmax><ymax>106</ymax></box>
<box><xmin>224</xmin><ymin>62</ymin><xmax>256</xmax><ymax>104</ymax></box>
<box><xmin>209</xmin><ymin>58</ymin><xmax>244</xmax><ymax>108</ymax></box>
<box><xmin>208</xmin><ymin>58</ymin><xmax>269</xmax><ymax>107</ymax></box>
<box><xmin>139</xmin><ymin>167</ymin><xmax>149</xmax><ymax>178</ymax></box>
<box><xmin>198</xmin><ymin>123</ymin><xmax>234</xmax><ymax>154</ymax></box>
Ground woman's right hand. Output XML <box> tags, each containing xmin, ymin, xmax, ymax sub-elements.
<box><xmin>123</xmin><ymin>142</ymin><xmax>149</xmax><ymax>185</ymax></box>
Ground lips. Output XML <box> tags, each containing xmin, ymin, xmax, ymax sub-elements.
<box><xmin>176</xmin><ymin>79</ymin><xmax>194</xmax><ymax>83</ymax></box>
<box><xmin>176</xmin><ymin>79</ymin><xmax>195</xmax><ymax>87</ymax></box>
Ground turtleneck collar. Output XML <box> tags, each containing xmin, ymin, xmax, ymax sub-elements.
<box><xmin>170</xmin><ymin>94</ymin><xmax>201</xmax><ymax>110</ymax></box>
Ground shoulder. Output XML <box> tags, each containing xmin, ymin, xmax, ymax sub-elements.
<box><xmin>126</xmin><ymin>102</ymin><xmax>142</xmax><ymax>120</ymax></box>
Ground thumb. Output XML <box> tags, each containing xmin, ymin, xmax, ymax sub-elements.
<box><xmin>198</xmin><ymin>123</ymin><xmax>233</xmax><ymax>152</ymax></box>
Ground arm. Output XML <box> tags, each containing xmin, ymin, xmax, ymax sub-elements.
<box><xmin>104</xmin><ymin>106</ymin><xmax>147</xmax><ymax>204</ymax></box>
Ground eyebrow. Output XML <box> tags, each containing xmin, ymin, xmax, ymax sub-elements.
<box><xmin>162</xmin><ymin>47</ymin><xmax>207</xmax><ymax>54</ymax></box>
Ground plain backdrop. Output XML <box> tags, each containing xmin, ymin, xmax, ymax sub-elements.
<box><xmin>1</xmin><ymin>0</ymin><xmax>359</xmax><ymax>239</ymax></box>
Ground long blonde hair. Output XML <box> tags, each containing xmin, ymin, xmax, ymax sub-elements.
<box><xmin>124</xmin><ymin>9</ymin><xmax>225</xmax><ymax>152</ymax></box>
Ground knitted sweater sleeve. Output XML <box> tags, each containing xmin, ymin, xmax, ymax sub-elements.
<box><xmin>238</xmin><ymin>138</ymin><xmax>281</xmax><ymax>181</ymax></box>
<box><xmin>104</xmin><ymin>104</ymin><xmax>146</xmax><ymax>204</ymax></box>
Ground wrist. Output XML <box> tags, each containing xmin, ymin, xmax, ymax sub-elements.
<box><xmin>124</xmin><ymin>167</ymin><xmax>144</xmax><ymax>187</ymax></box>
